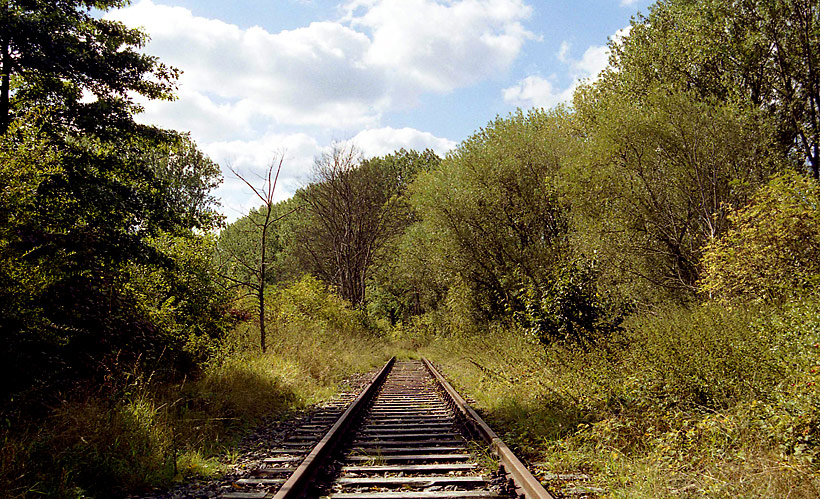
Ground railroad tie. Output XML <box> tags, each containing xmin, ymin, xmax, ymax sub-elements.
<box><xmin>325</xmin><ymin>360</ymin><xmax>510</xmax><ymax>499</ymax></box>
<box><xmin>222</xmin><ymin>358</ymin><xmax>555</xmax><ymax>499</ymax></box>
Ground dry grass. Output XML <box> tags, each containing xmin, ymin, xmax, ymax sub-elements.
<box><xmin>419</xmin><ymin>300</ymin><xmax>820</xmax><ymax>498</ymax></box>
<box><xmin>0</xmin><ymin>275</ymin><xmax>391</xmax><ymax>498</ymax></box>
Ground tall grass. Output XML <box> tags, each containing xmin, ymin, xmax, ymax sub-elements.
<box><xmin>421</xmin><ymin>298</ymin><xmax>820</xmax><ymax>497</ymax></box>
<box><xmin>0</xmin><ymin>275</ymin><xmax>390</xmax><ymax>498</ymax></box>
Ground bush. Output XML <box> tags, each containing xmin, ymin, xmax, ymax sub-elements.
<box><xmin>510</xmin><ymin>260</ymin><xmax>623</xmax><ymax>346</ymax></box>
<box><xmin>623</xmin><ymin>303</ymin><xmax>786</xmax><ymax>410</ymax></box>
<box><xmin>700</xmin><ymin>171</ymin><xmax>820</xmax><ymax>302</ymax></box>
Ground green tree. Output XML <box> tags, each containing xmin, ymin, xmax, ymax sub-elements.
<box><xmin>0</xmin><ymin>1</ymin><xmax>234</xmax><ymax>406</ymax></box>
<box><xmin>606</xmin><ymin>0</ymin><xmax>820</xmax><ymax>177</ymax></box>
<box><xmin>141</xmin><ymin>134</ymin><xmax>223</xmax><ymax>232</ymax></box>
<box><xmin>407</xmin><ymin>108</ymin><xmax>620</xmax><ymax>343</ymax></box>
<box><xmin>0</xmin><ymin>0</ymin><xmax>178</xmax><ymax>135</ymax></box>
<box><xmin>571</xmin><ymin>89</ymin><xmax>782</xmax><ymax>302</ymax></box>
<box><xmin>359</xmin><ymin>149</ymin><xmax>442</xmax><ymax>322</ymax></box>
<box><xmin>0</xmin><ymin>124</ymin><xmax>229</xmax><ymax>402</ymax></box>
<box><xmin>410</xmin><ymin>109</ymin><xmax>573</xmax><ymax>316</ymax></box>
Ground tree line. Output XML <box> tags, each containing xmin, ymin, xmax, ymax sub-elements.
<box><xmin>2</xmin><ymin>0</ymin><xmax>818</xmax><ymax>427</ymax></box>
<box><xmin>219</xmin><ymin>0</ymin><xmax>820</xmax><ymax>349</ymax></box>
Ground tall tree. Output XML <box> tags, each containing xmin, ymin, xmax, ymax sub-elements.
<box><xmin>0</xmin><ymin>0</ymin><xmax>177</xmax><ymax>135</ymax></box>
<box><xmin>410</xmin><ymin>109</ymin><xmax>573</xmax><ymax>315</ymax></box>
<box><xmin>295</xmin><ymin>145</ymin><xmax>421</xmax><ymax>306</ymax></box>
<box><xmin>606</xmin><ymin>0</ymin><xmax>820</xmax><ymax>177</ymax></box>
<box><xmin>217</xmin><ymin>158</ymin><xmax>296</xmax><ymax>353</ymax></box>
<box><xmin>571</xmin><ymin>88</ymin><xmax>783</xmax><ymax>302</ymax></box>
<box><xmin>0</xmin><ymin>1</ymin><xmax>235</xmax><ymax>405</ymax></box>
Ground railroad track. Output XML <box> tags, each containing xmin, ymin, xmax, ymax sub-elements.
<box><xmin>222</xmin><ymin>358</ymin><xmax>554</xmax><ymax>499</ymax></box>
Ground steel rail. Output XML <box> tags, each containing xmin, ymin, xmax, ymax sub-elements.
<box><xmin>272</xmin><ymin>356</ymin><xmax>395</xmax><ymax>499</ymax></box>
<box><xmin>421</xmin><ymin>358</ymin><xmax>555</xmax><ymax>499</ymax></box>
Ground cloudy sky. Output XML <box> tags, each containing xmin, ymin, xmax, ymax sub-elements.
<box><xmin>106</xmin><ymin>0</ymin><xmax>648</xmax><ymax>222</ymax></box>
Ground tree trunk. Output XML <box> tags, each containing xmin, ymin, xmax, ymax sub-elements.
<box><xmin>259</xmin><ymin>223</ymin><xmax>267</xmax><ymax>353</ymax></box>
<box><xmin>258</xmin><ymin>284</ymin><xmax>266</xmax><ymax>353</ymax></box>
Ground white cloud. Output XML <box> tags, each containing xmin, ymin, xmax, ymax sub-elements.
<box><xmin>620</xmin><ymin>0</ymin><xmax>640</xmax><ymax>5</ymax></box>
<box><xmin>502</xmin><ymin>75</ymin><xmax>574</xmax><ymax>109</ymax></box>
<box><xmin>556</xmin><ymin>41</ymin><xmax>571</xmax><ymax>63</ymax></box>
<box><xmin>351</xmin><ymin>127</ymin><xmax>457</xmax><ymax>158</ymax></box>
<box><xmin>571</xmin><ymin>44</ymin><xmax>609</xmax><ymax>80</ymax></box>
<box><xmin>109</xmin><ymin>0</ymin><xmax>535</xmax><ymax>134</ymax></box>
<box><xmin>105</xmin><ymin>0</ymin><xmax>534</xmax><ymax>220</ymax></box>
<box><xmin>570</xmin><ymin>27</ymin><xmax>630</xmax><ymax>81</ymax></box>
<box><xmin>108</xmin><ymin>2</ymin><xmax>386</xmax><ymax>133</ymax></box>
<box><xmin>503</xmin><ymin>26</ymin><xmax>631</xmax><ymax>110</ymax></box>
<box><xmin>346</xmin><ymin>0</ymin><xmax>535</xmax><ymax>92</ymax></box>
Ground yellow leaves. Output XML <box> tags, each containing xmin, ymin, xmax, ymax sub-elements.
<box><xmin>699</xmin><ymin>171</ymin><xmax>820</xmax><ymax>302</ymax></box>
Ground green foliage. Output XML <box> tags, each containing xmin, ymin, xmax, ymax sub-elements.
<box><xmin>605</xmin><ymin>0</ymin><xmax>820</xmax><ymax>177</ymax></box>
<box><xmin>571</xmin><ymin>88</ymin><xmax>782</xmax><ymax>302</ymax></box>
<box><xmin>409</xmin><ymin>108</ymin><xmax>584</xmax><ymax>323</ymax></box>
<box><xmin>217</xmin><ymin>196</ymin><xmax>299</xmax><ymax>290</ymax></box>
<box><xmin>700</xmin><ymin>171</ymin><xmax>820</xmax><ymax>302</ymax></box>
<box><xmin>262</xmin><ymin>275</ymin><xmax>388</xmax><ymax>382</ymax></box>
<box><xmin>421</xmin><ymin>296</ymin><xmax>820</xmax><ymax>496</ymax></box>
<box><xmin>0</xmin><ymin>123</ymin><xmax>230</xmax><ymax>412</ymax></box>
<box><xmin>126</xmin><ymin>232</ymin><xmax>231</xmax><ymax>367</ymax></box>
<box><xmin>367</xmin><ymin>215</ymin><xmax>449</xmax><ymax>325</ymax></box>
<box><xmin>623</xmin><ymin>303</ymin><xmax>786</xmax><ymax>409</ymax></box>
<box><xmin>141</xmin><ymin>134</ymin><xmax>224</xmax><ymax>232</ymax></box>
<box><xmin>511</xmin><ymin>260</ymin><xmax>623</xmax><ymax>346</ymax></box>
<box><xmin>0</xmin><ymin>0</ymin><xmax>235</xmax><ymax>415</ymax></box>
<box><xmin>0</xmin><ymin>0</ymin><xmax>178</xmax><ymax>135</ymax></box>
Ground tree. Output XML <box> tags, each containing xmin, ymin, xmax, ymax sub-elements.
<box><xmin>0</xmin><ymin>123</ymin><xmax>230</xmax><ymax>402</ymax></box>
<box><xmin>294</xmin><ymin>145</ymin><xmax>423</xmax><ymax>306</ymax></box>
<box><xmin>700</xmin><ymin>170</ymin><xmax>820</xmax><ymax>302</ymax></box>
<box><xmin>0</xmin><ymin>1</ymin><xmax>236</xmax><ymax>406</ymax></box>
<box><xmin>0</xmin><ymin>0</ymin><xmax>178</xmax><ymax>135</ymax></box>
<box><xmin>141</xmin><ymin>134</ymin><xmax>224</xmax><ymax>232</ymax></box>
<box><xmin>570</xmin><ymin>88</ymin><xmax>783</xmax><ymax>302</ymax></box>
<box><xmin>605</xmin><ymin>0</ymin><xmax>820</xmax><ymax>177</ymax></box>
<box><xmin>410</xmin><ymin>109</ymin><xmax>573</xmax><ymax>315</ymax></box>
<box><xmin>217</xmin><ymin>157</ymin><xmax>296</xmax><ymax>352</ymax></box>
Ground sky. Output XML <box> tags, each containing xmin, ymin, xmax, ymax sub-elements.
<box><xmin>105</xmin><ymin>0</ymin><xmax>651</xmax><ymax>222</ymax></box>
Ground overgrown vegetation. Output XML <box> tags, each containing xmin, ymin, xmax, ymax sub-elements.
<box><xmin>418</xmin><ymin>296</ymin><xmax>820</xmax><ymax>497</ymax></box>
<box><xmin>2</xmin><ymin>0</ymin><xmax>820</xmax><ymax>497</ymax></box>
<box><xmin>0</xmin><ymin>276</ymin><xmax>387</xmax><ymax>498</ymax></box>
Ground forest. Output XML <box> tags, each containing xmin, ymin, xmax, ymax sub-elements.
<box><xmin>1</xmin><ymin>0</ymin><xmax>819</xmax><ymax>497</ymax></box>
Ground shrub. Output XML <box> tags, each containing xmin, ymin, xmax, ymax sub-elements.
<box><xmin>510</xmin><ymin>260</ymin><xmax>623</xmax><ymax>346</ymax></box>
<box><xmin>700</xmin><ymin>171</ymin><xmax>820</xmax><ymax>302</ymax></box>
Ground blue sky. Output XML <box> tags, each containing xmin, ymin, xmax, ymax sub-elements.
<box><xmin>106</xmin><ymin>0</ymin><xmax>651</xmax><ymax>221</ymax></box>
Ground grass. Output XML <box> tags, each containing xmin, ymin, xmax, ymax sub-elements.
<box><xmin>0</xmin><ymin>275</ymin><xmax>391</xmax><ymax>498</ymax></box>
<box><xmin>419</xmin><ymin>298</ymin><xmax>820</xmax><ymax>498</ymax></box>
<box><xmin>6</xmin><ymin>272</ymin><xmax>819</xmax><ymax>498</ymax></box>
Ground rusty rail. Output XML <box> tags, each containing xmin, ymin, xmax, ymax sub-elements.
<box><xmin>271</xmin><ymin>356</ymin><xmax>395</xmax><ymax>499</ymax></box>
<box><xmin>422</xmin><ymin>358</ymin><xmax>555</xmax><ymax>499</ymax></box>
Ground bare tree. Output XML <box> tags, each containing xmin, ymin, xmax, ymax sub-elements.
<box><xmin>296</xmin><ymin>144</ymin><xmax>406</xmax><ymax>305</ymax></box>
<box><xmin>217</xmin><ymin>155</ymin><xmax>297</xmax><ymax>352</ymax></box>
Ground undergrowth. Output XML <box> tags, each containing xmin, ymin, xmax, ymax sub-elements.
<box><xmin>418</xmin><ymin>298</ymin><xmax>820</xmax><ymax>498</ymax></box>
<box><xmin>0</xmin><ymin>275</ymin><xmax>389</xmax><ymax>498</ymax></box>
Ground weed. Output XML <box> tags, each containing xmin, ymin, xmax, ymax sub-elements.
<box><xmin>420</xmin><ymin>297</ymin><xmax>820</xmax><ymax>497</ymax></box>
